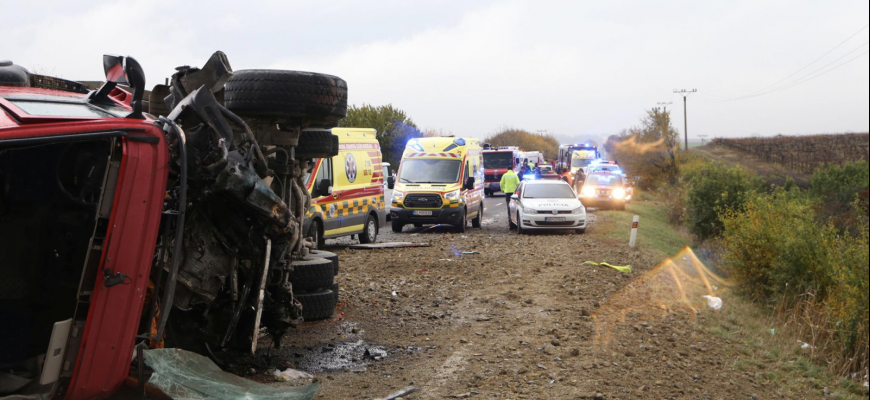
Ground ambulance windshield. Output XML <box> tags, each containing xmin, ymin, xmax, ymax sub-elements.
<box><xmin>399</xmin><ymin>159</ymin><xmax>462</xmax><ymax>184</ymax></box>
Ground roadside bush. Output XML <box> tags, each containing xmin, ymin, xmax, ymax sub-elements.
<box><xmin>721</xmin><ymin>189</ymin><xmax>869</xmax><ymax>373</ymax></box>
<box><xmin>810</xmin><ymin>161</ymin><xmax>870</xmax><ymax>235</ymax></box>
<box><xmin>684</xmin><ymin>162</ymin><xmax>762</xmax><ymax>240</ymax></box>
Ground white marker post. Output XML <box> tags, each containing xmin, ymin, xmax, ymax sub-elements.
<box><xmin>629</xmin><ymin>215</ymin><xmax>639</xmax><ymax>248</ymax></box>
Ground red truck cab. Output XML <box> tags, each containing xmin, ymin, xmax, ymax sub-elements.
<box><xmin>1</xmin><ymin>66</ymin><xmax>168</xmax><ymax>400</ymax></box>
<box><xmin>482</xmin><ymin>146</ymin><xmax>520</xmax><ymax>196</ymax></box>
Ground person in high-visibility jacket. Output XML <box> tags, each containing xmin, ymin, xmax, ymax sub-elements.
<box><xmin>500</xmin><ymin>169</ymin><xmax>520</xmax><ymax>217</ymax></box>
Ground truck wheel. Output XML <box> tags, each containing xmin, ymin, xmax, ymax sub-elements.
<box><xmin>224</xmin><ymin>69</ymin><xmax>347</xmax><ymax>128</ymax></box>
<box><xmin>332</xmin><ymin>282</ymin><xmax>340</xmax><ymax>303</ymax></box>
<box><xmin>287</xmin><ymin>258</ymin><xmax>334</xmax><ymax>293</ymax></box>
<box><xmin>308</xmin><ymin>249</ymin><xmax>339</xmax><ymax>275</ymax></box>
<box><xmin>455</xmin><ymin>211</ymin><xmax>467</xmax><ymax>233</ymax></box>
<box><xmin>296</xmin><ymin>290</ymin><xmax>337</xmax><ymax>322</ymax></box>
<box><xmin>307</xmin><ymin>219</ymin><xmax>325</xmax><ymax>249</ymax></box>
<box><xmin>296</xmin><ymin>130</ymin><xmax>339</xmax><ymax>159</ymax></box>
<box><xmin>391</xmin><ymin>219</ymin><xmax>404</xmax><ymax>233</ymax></box>
<box><xmin>471</xmin><ymin>205</ymin><xmax>483</xmax><ymax>228</ymax></box>
<box><xmin>359</xmin><ymin>215</ymin><xmax>378</xmax><ymax>244</ymax></box>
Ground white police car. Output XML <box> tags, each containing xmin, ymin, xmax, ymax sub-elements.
<box><xmin>508</xmin><ymin>180</ymin><xmax>587</xmax><ymax>234</ymax></box>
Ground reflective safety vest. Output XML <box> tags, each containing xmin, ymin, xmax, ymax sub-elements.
<box><xmin>500</xmin><ymin>170</ymin><xmax>520</xmax><ymax>193</ymax></box>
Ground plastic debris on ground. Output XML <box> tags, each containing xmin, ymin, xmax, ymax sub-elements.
<box><xmin>797</xmin><ymin>341</ymin><xmax>815</xmax><ymax>351</ymax></box>
<box><xmin>270</xmin><ymin>368</ymin><xmax>314</xmax><ymax>381</ymax></box>
<box><xmin>583</xmin><ymin>261</ymin><xmax>632</xmax><ymax>274</ymax></box>
<box><xmin>702</xmin><ymin>295</ymin><xmax>723</xmax><ymax>310</ymax></box>
<box><xmin>144</xmin><ymin>348</ymin><xmax>319</xmax><ymax>400</ymax></box>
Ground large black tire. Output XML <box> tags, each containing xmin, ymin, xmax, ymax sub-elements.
<box><xmin>296</xmin><ymin>290</ymin><xmax>337</xmax><ymax>322</ymax></box>
<box><xmin>287</xmin><ymin>257</ymin><xmax>334</xmax><ymax>293</ymax></box>
<box><xmin>359</xmin><ymin>214</ymin><xmax>378</xmax><ymax>244</ymax></box>
<box><xmin>307</xmin><ymin>219</ymin><xmax>325</xmax><ymax>249</ymax></box>
<box><xmin>296</xmin><ymin>130</ymin><xmax>339</xmax><ymax>159</ymax></box>
<box><xmin>332</xmin><ymin>282</ymin><xmax>340</xmax><ymax>303</ymax></box>
<box><xmin>391</xmin><ymin>219</ymin><xmax>404</xmax><ymax>233</ymax></box>
<box><xmin>472</xmin><ymin>205</ymin><xmax>483</xmax><ymax>228</ymax></box>
<box><xmin>308</xmin><ymin>249</ymin><xmax>339</xmax><ymax>275</ymax></box>
<box><xmin>224</xmin><ymin>69</ymin><xmax>347</xmax><ymax>128</ymax></box>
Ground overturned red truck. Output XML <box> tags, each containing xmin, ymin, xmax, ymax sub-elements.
<box><xmin>0</xmin><ymin>53</ymin><xmax>347</xmax><ymax>400</ymax></box>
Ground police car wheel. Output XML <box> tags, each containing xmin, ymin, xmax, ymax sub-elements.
<box><xmin>224</xmin><ymin>69</ymin><xmax>348</xmax><ymax>128</ymax></box>
<box><xmin>508</xmin><ymin>214</ymin><xmax>517</xmax><ymax>230</ymax></box>
<box><xmin>359</xmin><ymin>215</ymin><xmax>378</xmax><ymax>244</ymax></box>
<box><xmin>516</xmin><ymin>212</ymin><xmax>525</xmax><ymax>234</ymax></box>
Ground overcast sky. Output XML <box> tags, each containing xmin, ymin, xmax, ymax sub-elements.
<box><xmin>4</xmin><ymin>0</ymin><xmax>868</xmax><ymax>144</ymax></box>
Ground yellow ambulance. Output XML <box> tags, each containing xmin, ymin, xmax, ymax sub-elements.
<box><xmin>388</xmin><ymin>137</ymin><xmax>485</xmax><ymax>233</ymax></box>
<box><xmin>304</xmin><ymin>128</ymin><xmax>387</xmax><ymax>248</ymax></box>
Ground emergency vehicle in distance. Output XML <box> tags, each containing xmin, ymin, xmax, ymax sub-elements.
<box><xmin>556</xmin><ymin>143</ymin><xmax>600</xmax><ymax>191</ymax></box>
<box><xmin>304</xmin><ymin>128</ymin><xmax>387</xmax><ymax>248</ymax></box>
<box><xmin>482</xmin><ymin>145</ymin><xmax>520</xmax><ymax>196</ymax></box>
<box><xmin>389</xmin><ymin>137</ymin><xmax>485</xmax><ymax>233</ymax></box>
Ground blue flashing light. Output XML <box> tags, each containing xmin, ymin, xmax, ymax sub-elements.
<box><xmin>453</xmin><ymin>138</ymin><xmax>466</xmax><ymax>146</ymax></box>
<box><xmin>407</xmin><ymin>138</ymin><xmax>424</xmax><ymax>152</ymax></box>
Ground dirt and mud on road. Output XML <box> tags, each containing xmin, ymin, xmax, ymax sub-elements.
<box><xmin>245</xmin><ymin>197</ymin><xmax>792</xmax><ymax>399</ymax></box>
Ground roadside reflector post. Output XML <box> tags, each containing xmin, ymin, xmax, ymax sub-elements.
<box><xmin>629</xmin><ymin>215</ymin><xmax>639</xmax><ymax>248</ymax></box>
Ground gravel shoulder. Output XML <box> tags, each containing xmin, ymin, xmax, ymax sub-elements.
<box><xmin>250</xmin><ymin>198</ymin><xmax>843</xmax><ymax>399</ymax></box>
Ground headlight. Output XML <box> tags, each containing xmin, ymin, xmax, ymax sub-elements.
<box><xmin>581</xmin><ymin>186</ymin><xmax>595</xmax><ymax>197</ymax></box>
<box><xmin>525</xmin><ymin>208</ymin><xmax>538</xmax><ymax>215</ymax></box>
<box><xmin>444</xmin><ymin>190</ymin><xmax>460</xmax><ymax>201</ymax></box>
<box><xmin>572</xmin><ymin>206</ymin><xmax>585</xmax><ymax>215</ymax></box>
<box><xmin>612</xmin><ymin>188</ymin><xmax>626</xmax><ymax>199</ymax></box>
<box><xmin>392</xmin><ymin>191</ymin><xmax>405</xmax><ymax>202</ymax></box>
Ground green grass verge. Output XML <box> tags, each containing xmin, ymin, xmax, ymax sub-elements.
<box><xmin>592</xmin><ymin>195</ymin><xmax>689</xmax><ymax>257</ymax></box>
<box><xmin>591</xmin><ymin>194</ymin><xmax>868</xmax><ymax>399</ymax></box>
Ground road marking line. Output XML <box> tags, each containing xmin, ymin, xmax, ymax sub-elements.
<box><xmin>496</xmin><ymin>203</ymin><xmax>502</xmax><ymax>206</ymax></box>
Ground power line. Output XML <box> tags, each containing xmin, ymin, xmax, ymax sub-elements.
<box><xmin>729</xmin><ymin>41</ymin><xmax>869</xmax><ymax>100</ymax></box>
<box><xmin>741</xmin><ymin>23</ymin><xmax>869</xmax><ymax>97</ymax></box>
<box><xmin>734</xmin><ymin>49</ymin><xmax>869</xmax><ymax>100</ymax></box>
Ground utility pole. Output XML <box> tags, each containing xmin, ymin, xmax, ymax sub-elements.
<box><xmin>698</xmin><ymin>135</ymin><xmax>708</xmax><ymax>146</ymax></box>
<box><xmin>657</xmin><ymin>101</ymin><xmax>673</xmax><ymax>112</ymax></box>
<box><xmin>673</xmin><ymin>89</ymin><xmax>697</xmax><ymax>151</ymax></box>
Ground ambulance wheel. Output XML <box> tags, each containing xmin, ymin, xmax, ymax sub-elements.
<box><xmin>359</xmin><ymin>215</ymin><xmax>378</xmax><ymax>244</ymax></box>
<box><xmin>224</xmin><ymin>69</ymin><xmax>347</xmax><ymax>128</ymax></box>
<box><xmin>516</xmin><ymin>212</ymin><xmax>525</xmax><ymax>235</ymax></box>
<box><xmin>296</xmin><ymin>290</ymin><xmax>337</xmax><ymax>322</ymax></box>
<box><xmin>391</xmin><ymin>220</ymin><xmax>404</xmax><ymax>233</ymax></box>
<box><xmin>455</xmin><ymin>210</ymin><xmax>467</xmax><ymax>233</ymax></box>
<box><xmin>308</xmin><ymin>219</ymin><xmax>325</xmax><ymax>249</ymax></box>
<box><xmin>471</xmin><ymin>205</ymin><xmax>483</xmax><ymax>228</ymax></box>
<box><xmin>296</xmin><ymin>130</ymin><xmax>339</xmax><ymax>159</ymax></box>
<box><xmin>287</xmin><ymin>258</ymin><xmax>334</xmax><ymax>293</ymax></box>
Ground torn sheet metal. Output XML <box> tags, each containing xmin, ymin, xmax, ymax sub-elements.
<box><xmin>144</xmin><ymin>348</ymin><xmax>318</xmax><ymax>400</ymax></box>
